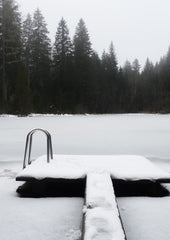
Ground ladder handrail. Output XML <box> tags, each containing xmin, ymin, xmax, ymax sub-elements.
<box><xmin>23</xmin><ymin>128</ymin><xmax>53</xmax><ymax>169</ymax></box>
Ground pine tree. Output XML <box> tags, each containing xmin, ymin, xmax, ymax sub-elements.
<box><xmin>122</xmin><ymin>61</ymin><xmax>134</xmax><ymax>111</ymax></box>
<box><xmin>108</xmin><ymin>41</ymin><xmax>118</xmax><ymax>74</ymax></box>
<box><xmin>0</xmin><ymin>0</ymin><xmax>3</xmax><ymax>106</ymax></box>
<box><xmin>73</xmin><ymin>18</ymin><xmax>93</xmax><ymax>112</ymax></box>
<box><xmin>12</xmin><ymin>63</ymin><xmax>32</xmax><ymax>115</ymax></box>
<box><xmin>131</xmin><ymin>59</ymin><xmax>140</xmax><ymax>109</ymax></box>
<box><xmin>31</xmin><ymin>8</ymin><xmax>51</xmax><ymax>111</ymax></box>
<box><xmin>0</xmin><ymin>0</ymin><xmax>23</xmax><ymax>112</ymax></box>
<box><xmin>90</xmin><ymin>51</ymin><xmax>102</xmax><ymax>112</ymax></box>
<box><xmin>22</xmin><ymin>13</ymin><xmax>33</xmax><ymax>87</ymax></box>
<box><xmin>164</xmin><ymin>47</ymin><xmax>170</xmax><ymax>93</ymax></box>
<box><xmin>140</xmin><ymin>58</ymin><xmax>156</xmax><ymax>111</ymax></box>
<box><xmin>53</xmin><ymin>17</ymin><xmax>72</xmax><ymax>67</ymax></box>
<box><xmin>123</xmin><ymin>60</ymin><xmax>132</xmax><ymax>74</ymax></box>
<box><xmin>101</xmin><ymin>42</ymin><xmax>118</xmax><ymax>112</ymax></box>
<box><xmin>73</xmin><ymin>18</ymin><xmax>92</xmax><ymax>60</ymax></box>
<box><xmin>52</xmin><ymin>17</ymin><xmax>74</xmax><ymax>112</ymax></box>
<box><xmin>132</xmin><ymin>59</ymin><xmax>140</xmax><ymax>74</ymax></box>
<box><xmin>160</xmin><ymin>47</ymin><xmax>170</xmax><ymax>112</ymax></box>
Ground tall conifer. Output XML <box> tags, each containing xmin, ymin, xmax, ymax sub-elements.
<box><xmin>31</xmin><ymin>8</ymin><xmax>51</xmax><ymax>111</ymax></box>
<box><xmin>0</xmin><ymin>0</ymin><xmax>22</xmax><ymax>112</ymax></box>
<box><xmin>22</xmin><ymin>13</ymin><xmax>33</xmax><ymax>87</ymax></box>
<box><xmin>73</xmin><ymin>18</ymin><xmax>93</xmax><ymax>112</ymax></box>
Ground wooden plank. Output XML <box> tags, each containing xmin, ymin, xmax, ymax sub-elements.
<box><xmin>82</xmin><ymin>173</ymin><xmax>126</xmax><ymax>240</ymax></box>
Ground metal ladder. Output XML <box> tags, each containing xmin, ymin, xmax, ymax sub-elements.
<box><xmin>23</xmin><ymin>129</ymin><xmax>53</xmax><ymax>169</ymax></box>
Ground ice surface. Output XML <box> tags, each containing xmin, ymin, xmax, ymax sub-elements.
<box><xmin>118</xmin><ymin>196</ymin><xmax>170</xmax><ymax>240</ymax></box>
<box><xmin>1</xmin><ymin>114</ymin><xmax>170</xmax><ymax>162</ymax></box>
<box><xmin>0</xmin><ymin>162</ymin><xmax>83</xmax><ymax>240</ymax></box>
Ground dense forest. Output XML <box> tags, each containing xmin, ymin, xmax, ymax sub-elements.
<box><xmin>0</xmin><ymin>0</ymin><xmax>170</xmax><ymax>115</ymax></box>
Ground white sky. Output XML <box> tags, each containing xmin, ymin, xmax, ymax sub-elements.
<box><xmin>17</xmin><ymin>0</ymin><xmax>170</xmax><ymax>68</ymax></box>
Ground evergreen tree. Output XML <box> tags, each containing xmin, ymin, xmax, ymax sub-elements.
<box><xmin>52</xmin><ymin>17</ymin><xmax>74</xmax><ymax>112</ymax></box>
<box><xmin>22</xmin><ymin>13</ymin><xmax>33</xmax><ymax>87</ymax></box>
<box><xmin>108</xmin><ymin>41</ymin><xmax>118</xmax><ymax>74</ymax></box>
<box><xmin>0</xmin><ymin>0</ymin><xmax>3</xmax><ymax>105</ymax></box>
<box><xmin>143</xmin><ymin>58</ymin><xmax>154</xmax><ymax>74</ymax></box>
<box><xmin>1</xmin><ymin>4</ymin><xmax>170</xmax><ymax>114</ymax></box>
<box><xmin>131</xmin><ymin>59</ymin><xmax>140</xmax><ymax>110</ymax></box>
<box><xmin>53</xmin><ymin>17</ymin><xmax>72</xmax><ymax>67</ymax></box>
<box><xmin>122</xmin><ymin>60</ymin><xmax>133</xmax><ymax>111</ymax></box>
<box><xmin>163</xmin><ymin>47</ymin><xmax>170</xmax><ymax>95</ymax></box>
<box><xmin>101</xmin><ymin>43</ymin><xmax>117</xmax><ymax>78</ymax></box>
<box><xmin>90</xmin><ymin>51</ymin><xmax>102</xmax><ymax>112</ymax></box>
<box><xmin>132</xmin><ymin>58</ymin><xmax>140</xmax><ymax>74</ymax></box>
<box><xmin>152</xmin><ymin>47</ymin><xmax>170</xmax><ymax>112</ymax></box>
<box><xmin>123</xmin><ymin>60</ymin><xmax>132</xmax><ymax>75</ymax></box>
<box><xmin>31</xmin><ymin>8</ymin><xmax>51</xmax><ymax>111</ymax></box>
<box><xmin>73</xmin><ymin>18</ymin><xmax>92</xmax><ymax>60</ymax></box>
<box><xmin>101</xmin><ymin>42</ymin><xmax>118</xmax><ymax>112</ymax></box>
<box><xmin>116</xmin><ymin>67</ymin><xmax>130</xmax><ymax>112</ymax></box>
<box><xmin>141</xmin><ymin>58</ymin><xmax>156</xmax><ymax>111</ymax></box>
<box><xmin>0</xmin><ymin>0</ymin><xmax>23</xmax><ymax>112</ymax></box>
<box><xmin>12</xmin><ymin>63</ymin><xmax>32</xmax><ymax>115</ymax></box>
<box><xmin>73</xmin><ymin>18</ymin><xmax>93</xmax><ymax>112</ymax></box>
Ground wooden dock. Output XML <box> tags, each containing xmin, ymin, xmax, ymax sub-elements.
<box><xmin>16</xmin><ymin>154</ymin><xmax>170</xmax><ymax>197</ymax></box>
<box><xmin>16</xmin><ymin>154</ymin><xmax>170</xmax><ymax>240</ymax></box>
<box><xmin>16</xmin><ymin>154</ymin><xmax>170</xmax><ymax>183</ymax></box>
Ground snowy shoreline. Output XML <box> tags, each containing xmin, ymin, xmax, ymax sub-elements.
<box><xmin>1</xmin><ymin>113</ymin><xmax>170</xmax><ymax>118</ymax></box>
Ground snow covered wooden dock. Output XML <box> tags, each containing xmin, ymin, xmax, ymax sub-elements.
<box><xmin>16</xmin><ymin>154</ymin><xmax>170</xmax><ymax>239</ymax></box>
<box><xmin>16</xmin><ymin>154</ymin><xmax>170</xmax><ymax>183</ymax></box>
<box><xmin>16</xmin><ymin>154</ymin><xmax>170</xmax><ymax>198</ymax></box>
<box><xmin>16</xmin><ymin>126</ymin><xmax>170</xmax><ymax>239</ymax></box>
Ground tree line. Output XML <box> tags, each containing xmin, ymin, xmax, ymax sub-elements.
<box><xmin>0</xmin><ymin>0</ymin><xmax>170</xmax><ymax>115</ymax></box>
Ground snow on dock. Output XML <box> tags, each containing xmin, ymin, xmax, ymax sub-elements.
<box><xmin>16</xmin><ymin>154</ymin><xmax>170</xmax><ymax>182</ymax></box>
<box><xmin>16</xmin><ymin>155</ymin><xmax>170</xmax><ymax>238</ymax></box>
<box><xmin>83</xmin><ymin>173</ymin><xmax>126</xmax><ymax>240</ymax></box>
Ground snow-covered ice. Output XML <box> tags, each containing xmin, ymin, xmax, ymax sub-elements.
<box><xmin>1</xmin><ymin>113</ymin><xmax>170</xmax><ymax>162</ymax></box>
<box><xmin>118</xmin><ymin>196</ymin><xmax>170</xmax><ymax>240</ymax></box>
<box><xmin>0</xmin><ymin>162</ymin><xmax>83</xmax><ymax>240</ymax></box>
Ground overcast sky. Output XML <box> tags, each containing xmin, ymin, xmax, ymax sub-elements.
<box><xmin>17</xmin><ymin>0</ymin><xmax>170</xmax><ymax>68</ymax></box>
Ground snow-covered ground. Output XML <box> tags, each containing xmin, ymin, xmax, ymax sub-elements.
<box><xmin>1</xmin><ymin>114</ymin><xmax>170</xmax><ymax>239</ymax></box>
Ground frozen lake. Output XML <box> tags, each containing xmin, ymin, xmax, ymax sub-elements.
<box><xmin>1</xmin><ymin>113</ymin><xmax>170</xmax><ymax>162</ymax></box>
<box><xmin>0</xmin><ymin>114</ymin><xmax>170</xmax><ymax>240</ymax></box>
